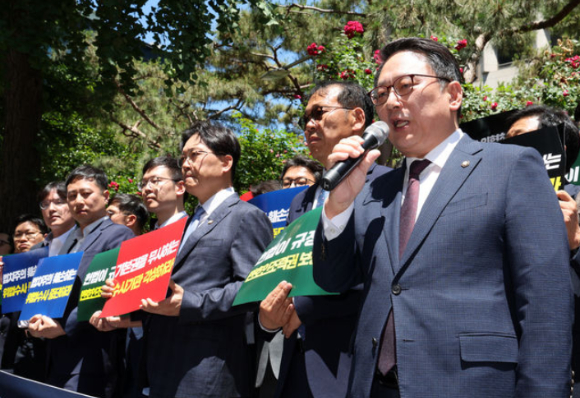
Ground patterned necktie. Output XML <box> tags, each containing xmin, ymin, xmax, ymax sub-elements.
<box><xmin>179</xmin><ymin>206</ymin><xmax>206</xmax><ymax>251</ymax></box>
<box><xmin>378</xmin><ymin>159</ymin><xmax>431</xmax><ymax>375</ymax></box>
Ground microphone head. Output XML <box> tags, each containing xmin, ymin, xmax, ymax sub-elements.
<box><xmin>363</xmin><ymin>121</ymin><xmax>390</xmax><ymax>146</ymax></box>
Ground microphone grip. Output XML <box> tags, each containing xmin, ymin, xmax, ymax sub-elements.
<box><xmin>320</xmin><ymin>155</ymin><xmax>365</xmax><ymax>191</ymax></box>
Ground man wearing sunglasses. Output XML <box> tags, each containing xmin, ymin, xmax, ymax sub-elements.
<box><xmin>258</xmin><ymin>81</ymin><xmax>390</xmax><ymax>398</ymax></box>
<box><xmin>313</xmin><ymin>37</ymin><xmax>572</xmax><ymax>398</ymax></box>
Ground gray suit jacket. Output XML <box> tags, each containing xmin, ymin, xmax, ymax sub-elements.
<box><xmin>143</xmin><ymin>194</ymin><xmax>272</xmax><ymax>398</ymax></box>
<box><xmin>314</xmin><ymin>135</ymin><xmax>573</xmax><ymax>398</ymax></box>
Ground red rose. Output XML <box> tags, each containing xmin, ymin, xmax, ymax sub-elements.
<box><xmin>307</xmin><ymin>43</ymin><xmax>321</xmax><ymax>56</ymax></box>
<box><xmin>344</xmin><ymin>21</ymin><xmax>364</xmax><ymax>39</ymax></box>
<box><xmin>294</xmin><ymin>94</ymin><xmax>301</xmax><ymax>100</ymax></box>
<box><xmin>526</xmin><ymin>101</ymin><xmax>533</xmax><ymax>106</ymax></box>
<box><xmin>430</xmin><ymin>35</ymin><xmax>438</xmax><ymax>42</ymax></box>
<box><xmin>374</xmin><ymin>49</ymin><xmax>383</xmax><ymax>64</ymax></box>
<box><xmin>455</xmin><ymin>39</ymin><xmax>467</xmax><ymax>51</ymax></box>
<box><xmin>364</xmin><ymin>68</ymin><xmax>372</xmax><ymax>75</ymax></box>
<box><xmin>563</xmin><ymin>90</ymin><xmax>570</xmax><ymax>97</ymax></box>
<box><xmin>483</xmin><ymin>96</ymin><xmax>487</xmax><ymax>101</ymax></box>
<box><xmin>339</xmin><ymin>69</ymin><xmax>355</xmax><ymax>80</ymax></box>
<box><xmin>128</xmin><ymin>178</ymin><xmax>133</xmax><ymax>183</ymax></box>
<box><xmin>459</xmin><ymin>67</ymin><xmax>464</xmax><ymax>73</ymax></box>
<box><xmin>491</xmin><ymin>102</ymin><xmax>498</xmax><ymax>110</ymax></box>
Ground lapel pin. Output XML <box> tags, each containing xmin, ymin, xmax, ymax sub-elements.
<box><xmin>207</xmin><ymin>220</ymin><xmax>214</xmax><ymax>225</ymax></box>
<box><xmin>461</xmin><ymin>160</ymin><xmax>470</xmax><ymax>168</ymax></box>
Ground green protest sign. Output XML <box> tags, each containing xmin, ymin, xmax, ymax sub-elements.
<box><xmin>233</xmin><ymin>207</ymin><xmax>335</xmax><ymax>306</ymax></box>
<box><xmin>77</xmin><ymin>248</ymin><xmax>119</xmax><ymax>322</ymax></box>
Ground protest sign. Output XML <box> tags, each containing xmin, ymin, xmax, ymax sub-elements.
<box><xmin>0</xmin><ymin>370</ymin><xmax>94</xmax><ymax>398</ymax></box>
<box><xmin>19</xmin><ymin>251</ymin><xmax>83</xmax><ymax>321</ymax></box>
<box><xmin>100</xmin><ymin>217</ymin><xmax>187</xmax><ymax>317</ymax></box>
<box><xmin>1</xmin><ymin>248</ymin><xmax>48</xmax><ymax>314</ymax></box>
<box><xmin>233</xmin><ymin>207</ymin><xmax>334</xmax><ymax>306</ymax></box>
<box><xmin>502</xmin><ymin>125</ymin><xmax>566</xmax><ymax>191</ymax></box>
<box><xmin>249</xmin><ymin>185</ymin><xmax>308</xmax><ymax>238</ymax></box>
<box><xmin>77</xmin><ymin>248</ymin><xmax>119</xmax><ymax>322</ymax></box>
<box><xmin>460</xmin><ymin>110</ymin><xmax>517</xmax><ymax>143</ymax></box>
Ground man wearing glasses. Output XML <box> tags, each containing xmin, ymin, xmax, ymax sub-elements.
<box><xmin>258</xmin><ymin>81</ymin><xmax>390</xmax><ymax>398</ymax></box>
<box><xmin>313</xmin><ymin>37</ymin><xmax>572</xmax><ymax>398</ymax></box>
<box><xmin>138</xmin><ymin>155</ymin><xmax>188</xmax><ymax>229</ymax></box>
<box><xmin>34</xmin><ymin>181</ymin><xmax>78</xmax><ymax>256</ymax></box>
<box><xmin>134</xmin><ymin>121</ymin><xmax>272</xmax><ymax>398</ymax></box>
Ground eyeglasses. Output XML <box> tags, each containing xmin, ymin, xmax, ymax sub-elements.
<box><xmin>14</xmin><ymin>231</ymin><xmax>40</xmax><ymax>240</ymax></box>
<box><xmin>178</xmin><ymin>150</ymin><xmax>211</xmax><ymax>168</ymax></box>
<box><xmin>300</xmin><ymin>106</ymin><xmax>353</xmax><ymax>129</ymax></box>
<box><xmin>368</xmin><ymin>74</ymin><xmax>451</xmax><ymax>106</ymax></box>
<box><xmin>138</xmin><ymin>177</ymin><xmax>180</xmax><ymax>191</ymax></box>
<box><xmin>281</xmin><ymin>177</ymin><xmax>315</xmax><ymax>188</ymax></box>
<box><xmin>39</xmin><ymin>199</ymin><xmax>67</xmax><ymax>210</ymax></box>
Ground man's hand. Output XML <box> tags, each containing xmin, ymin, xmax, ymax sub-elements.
<box><xmin>140</xmin><ymin>280</ymin><xmax>183</xmax><ymax>316</ymax></box>
<box><xmin>259</xmin><ymin>281</ymin><xmax>294</xmax><ymax>331</ymax></box>
<box><xmin>325</xmin><ymin>136</ymin><xmax>381</xmax><ymax>219</ymax></box>
<box><xmin>101</xmin><ymin>279</ymin><xmax>117</xmax><ymax>299</ymax></box>
<box><xmin>89</xmin><ymin>310</ymin><xmax>124</xmax><ymax>332</ymax></box>
<box><xmin>28</xmin><ymin>315</ymin><xmax>66</xmax><ymax>339</ymax></box>
<box><xmin>557</xmin><ymin>190</ymin><xmax>580</xmax><ymax>250</ymax></box>
<box><xmin>282</xmin><ymin>310</ymin><xmax>302</xmax><ymax>338</ymax></box>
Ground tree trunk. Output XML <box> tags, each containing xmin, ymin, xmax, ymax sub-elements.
<box><xmin>0</xmin><ymin>49</ymin><xmax>43</xmax><ymax>232</ymax></box>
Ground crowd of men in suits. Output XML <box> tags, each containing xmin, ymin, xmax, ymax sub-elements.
<box><xmin>0</xmin><ymin>37</ymin><xmax>580</xmax><ymax>398</ymax></box>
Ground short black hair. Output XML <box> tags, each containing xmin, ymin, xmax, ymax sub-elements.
<box><xmin>507</xmin><ymin>105</ymin><xmax>580</xmax><ymax>171</ymax></box>
<box><xmin>142</xmin><ymin>155</ymin><xmax>183</xmax><ymax>181</ymax></box>
<box><xmin>307</xmin><ymin>81</ymin><xmax>374</xmax><ymax>128</ymax></box>
<box><xmin>110</xmin><ymin>193</ymin><xmax>149</xmax><ymax>232</ymax></box>
<box><xmin>65</xmin><ymin>165</ymin><xmax>108</xmax><ymax>191</ymax></box>
<box><xmin>37</xmin><ymin>181</ymin><xmax>67</xmax><ymax>204</ymax></box>
<box><xmin>13</xmin><ymin>214</ymin><xmax>48</xmax><ymax>235</ymax></box>
<box><xmin>180</xmin><ymin>121</ymin><xmax>241</xmax><ymax>180</ymax></box>
<box><xmin>375</xmin><ymin>37</ymin><xmax>463</xmax><ymax>117</ymax></box>
<box><xmin>280</xmin><ymin>155</ymin><xmax>324</xmax><ymax>182</ymax></box>
<box><xmin>251</xmin><ymin>180</ymin><xmax>281</xmax><ymax>196</ymax></box>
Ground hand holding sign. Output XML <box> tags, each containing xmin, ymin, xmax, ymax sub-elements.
<box><xmin>282</xmin><ymin>310</ymin><xmax>302</xmax><ymax>338</ymax></box>
<box><xmin>258</xmin><ymin>281</ymin><xmax>295</xmax><ymax>331</ymax></box>
<box><xmin>89</xmin><ymin>310</ymin><xmax>123</xmax><ymax>332</ymax></box>
<box><xmin>557</xmin><ymin>190</ymin><xmax>580</xmax><ymax>250</ymax></box>
<box><xmin>140</xmin><ymin>279</ymin><xmax>183</xmax><ymax>316</ymax></box>
<box><xmin>28</xmin><ymin>314</ymin><xmax>65</xmax><ymax>339</ymax></box>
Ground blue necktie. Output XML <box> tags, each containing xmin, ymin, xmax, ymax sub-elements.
<box><xmin>180</xmin><ymin>206</ymin><xmax>205</xmax><ymax>250</ymax></box>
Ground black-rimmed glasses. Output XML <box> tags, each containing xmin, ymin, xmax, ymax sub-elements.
<box><xmin>138</xmin><ymin>177</ymin><xmax>180</xmax><ymax>191</ymax></box>
<box><xmin>178</xmin><ymin>150</ymin><xmax>210</xmax><ymax>168</ymax></box>
<box><xmin>368</xmin><ymin>74</ymin><xmax>451</xmax><ymax>105</ymax></box>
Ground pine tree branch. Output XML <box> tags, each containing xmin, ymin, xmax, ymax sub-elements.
<box><xmin>114</xmin><ymin>80</ymin><xmax>161</xmax><ymax>130</ymax></box>
<box><xmin>207</xmin><ymin>98</ymin><xmax>244</xmax><ymax>119</ymax></box>
<box><xmin>285</xmin><ymin>3</ymin><xmax>366</xmax><ymax>17</ymax></box>
<box><xmin>109</xmin><ymin>115</ymin><xmax>162</xmax><ymax>149</ymax></box>
<box><xmin>512</xmin><ymin>0</ymin><xmax>580</xmax><ymax>33</ymax></box>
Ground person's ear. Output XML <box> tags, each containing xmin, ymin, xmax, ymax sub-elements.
<box><xmin>447</xmin><ymin>81</ymin><xmax>463</xmax><ymax>112</ymax></box>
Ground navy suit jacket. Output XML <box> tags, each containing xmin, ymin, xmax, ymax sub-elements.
<box><xmin>47</xmin><ymin>218</ymin><xmax>134</xmax><ymax>398</ymax></box>
<box><xmin>272</xmin><ymin>163</ymin><xmax>389</xmax><ymax>398</ymax></box>
<box><xmin>143</xmin><ymin>194</ymin><xmax>272</xmax><ymax>398</ymax></box>
<box><xmin>313</xmin><ymin>135</ymin><xmax>573</xmax><ymax>398</ymax></box>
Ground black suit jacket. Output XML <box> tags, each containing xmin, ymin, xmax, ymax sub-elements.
<box><xmin>143</xmin><ymin>194</ymin><xmax>272</xmax><ymax>398</ymax></box>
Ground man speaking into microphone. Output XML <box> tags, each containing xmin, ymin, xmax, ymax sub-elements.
<box><xmin>258</xmin><ymin>80</ymin><xmax>390</xmax><ymax>398</ymax></box>
<box><xmin>313</xmin><ymin>37</ymin><xmax>572</xmax><ymax>398</ymax></box>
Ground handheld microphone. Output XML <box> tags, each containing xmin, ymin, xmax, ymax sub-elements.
<box><xmin>320</xmin><ymin>121</ymin><xmax>390</xmax><ymax>191</ymax></box>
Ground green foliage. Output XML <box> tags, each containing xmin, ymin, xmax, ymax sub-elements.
<box><xmin>234</xmin><ymin>113</ymin><xmax>309</xmax><ymax>193</ymax></box>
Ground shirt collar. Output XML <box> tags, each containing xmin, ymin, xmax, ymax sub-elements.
<box><xmin>76</xmin><ymin>216</ymin><xmax>108</xmax><ymax>239</ymax></box>
<box><xmin>157</xmin><ymin>211</ymin><xmax>188</xmax><ymax>229</ymax></box>
<box><xmin>199</xmin><ymin>187</ymin><xmax>235</xmax><ymax>217</ymax></box>
<box><xmin>405</xmin><ymin>129</ymin><xmax>464</xmax><ymax>171</ymax></box>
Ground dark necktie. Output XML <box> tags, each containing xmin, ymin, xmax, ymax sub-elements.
<box><xmin>378</xmin><ymin>159</ymin><xmax>431</xmax><ymax>375</ymax></box>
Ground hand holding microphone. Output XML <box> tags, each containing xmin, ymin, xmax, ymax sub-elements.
<box><xmin>321</xmin><ymin>121</ymin><xmax>390</xmax><ymax>191</ymax></box>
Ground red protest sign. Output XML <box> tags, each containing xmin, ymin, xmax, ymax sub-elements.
<box><xmin>100</xmin><ymin>217</ymin><xmax>187</xmax><ymax>317</ymax></box>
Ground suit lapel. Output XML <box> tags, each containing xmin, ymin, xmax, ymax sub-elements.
<box><xmin>79</xmin><ymin>219</ymin><xmax>108</xmax><ymax>252</ymax></box>
<box><xmin>398</xmin><ymin>136</ymin><xmax>483</xmax><ymax>271</ymax></box>
<box><xmin>363</xmin><ymin>166</ymin><xmax>405</xmax><ymax>276</ymax></box>
<box><xmin>174</xmin><ymin>195</ymin><xmax>237</xmax><ymax>271</ymax></box>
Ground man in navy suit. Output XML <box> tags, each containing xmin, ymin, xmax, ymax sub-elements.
<box><xmin>27</xmin><ymin>165</ymin><xmax>134</xmax><ymax>397</ymax></box>
<box><xmin>313</xmin><ymin>38</ymin><xmax>573</xmax><ymax>398</ymax></box>
<box><xmin>136</xmin><ymin>121</ymin><xmax>272</xmax><ymax>398</ymax></box>
<box><xmin>259</xmin><ymin>81</ymin><xmax>390</xmax><ymax>398</ymax></box>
